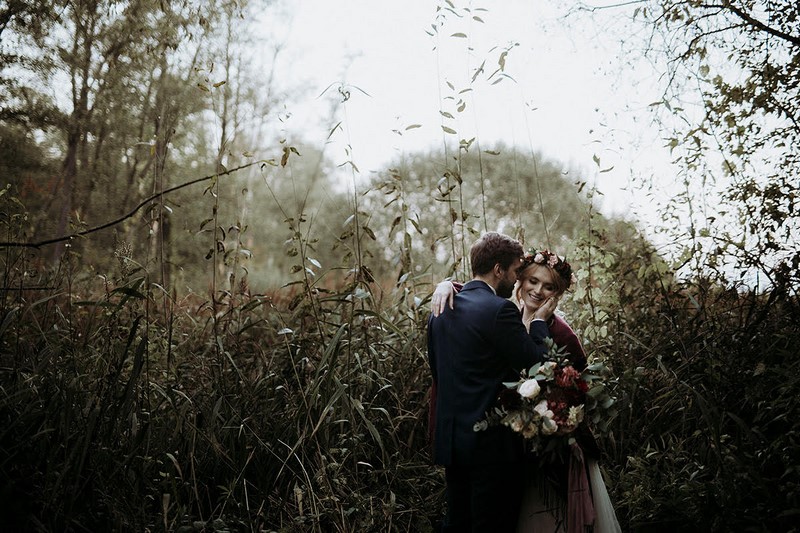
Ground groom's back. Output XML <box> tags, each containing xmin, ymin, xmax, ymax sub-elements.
<box><xmin>428</xmin><ymin>281</ymin><xmax>526</xmax><ymax>465</ymax></box>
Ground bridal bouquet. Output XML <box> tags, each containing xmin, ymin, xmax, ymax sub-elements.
<box><xmin>473</xmin><ymin>339</ymin><xmax>616</xmax><ymax>455</ymax></box>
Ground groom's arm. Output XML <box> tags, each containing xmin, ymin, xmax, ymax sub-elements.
<box><xmin>527</xmin><ymin>319</ymin><xmax>550</xmax><ymax>346</ymax></box>
<box><xmin>492</xmin><ymin>300</ymin><xmax>549</xmax><ymax>369</ymax></box>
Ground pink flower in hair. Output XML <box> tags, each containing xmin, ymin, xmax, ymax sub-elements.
<box><xmin>525</xmin><ymin>248</ymin><xmax>574</xmax><ymax>289</ymax></box>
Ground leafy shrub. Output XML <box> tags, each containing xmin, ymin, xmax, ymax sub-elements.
<box><xmin>564</xmin><ymin>221</ymin><xmax>800</xmax><ymax>532</ymax></box>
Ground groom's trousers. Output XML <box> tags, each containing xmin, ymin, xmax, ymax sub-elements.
<box><xmin>443</xmin><ymin>460</ymin><xmax>525</xmax><ymax>532</ymax></box>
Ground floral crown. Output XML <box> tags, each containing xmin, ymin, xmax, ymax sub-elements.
<box><xmin>522</xmin><ymin>249</ymin><xmax>575</xmax><ymax>288</ymax></box>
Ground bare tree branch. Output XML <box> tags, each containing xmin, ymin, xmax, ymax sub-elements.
<box><xmin>0</xmin><ymin>160</ymin><xmax>268</xmax><ymax>249</ymax></box>
<box><xmin>681</xmin><ymin>22</ymin><xmax>745</xmax><ymax>60</ymax></box>
<box><xmin>577</xmin><ymin>0</ymin><xmax>647</xmax><ymax>12</ymax></box>
<box><xmin>708</xmin><ymin>2</ymin><xmax>800</xmax><ymax>47</ymax></box>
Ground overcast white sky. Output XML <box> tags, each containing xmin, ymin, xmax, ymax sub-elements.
<box><xmin>257</xmin><ymin>0</ymin><xmax>675</xmax><ymax>223</ymax></box>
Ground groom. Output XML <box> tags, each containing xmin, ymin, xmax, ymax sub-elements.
<box><xmin>427</xmin><ymin>232</ymin><xmax>556</xmax><ymax>532</ymax></box>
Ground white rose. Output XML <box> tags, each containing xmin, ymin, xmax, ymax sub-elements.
<box><xmin>533</xmin><ymin>399</ymin><xmax>551</xmax><ymax>417</ymax></box>
<box><xmin>518</xmin><ymin>379</ymin><xmax>541</xmax><ymax>399</ymax></box>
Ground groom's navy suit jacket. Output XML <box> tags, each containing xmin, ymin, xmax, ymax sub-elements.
<box><xmin>427</xmin><ymin>280</ymin><xmax>549</xmax><ymax>467</ymax></box>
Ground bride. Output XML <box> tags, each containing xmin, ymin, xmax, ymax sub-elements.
<box><xmin>431</xmin><ymin>249</ymin><xmax>621</xmax><ymax>533</ymax></box>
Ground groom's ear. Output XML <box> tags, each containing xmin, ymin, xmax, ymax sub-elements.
<box><xmin>492</xmin><ymin>263</ymin><xmax>504</xmax><ymax>277</ymax></box>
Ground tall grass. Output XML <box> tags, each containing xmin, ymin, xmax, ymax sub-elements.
<box><xmin>2</xmin><ymin>180</ymin><xmax>799</xmax><ymax>532</ymax></box>
<box><xmin>0</xmin><ymin>230</ymin><xmax>441</xmax><ymax>531</ymax></box>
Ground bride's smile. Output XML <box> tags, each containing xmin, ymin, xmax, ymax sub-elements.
<box><xmin>518</xmin><ymin>264</ymin><xmax>558</xmax><ymax>312</ymax></box>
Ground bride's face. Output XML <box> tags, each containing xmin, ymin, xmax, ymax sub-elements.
<box><xmin>517</xmin><ymin>264</ymin><xmax>561</xmax><ymax>312</ymax></box>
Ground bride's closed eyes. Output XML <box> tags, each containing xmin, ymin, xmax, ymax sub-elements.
<box><xmin>525</xmin><ymin>276</ymin><xmax>555</xmax><ymax>293</ymax></box>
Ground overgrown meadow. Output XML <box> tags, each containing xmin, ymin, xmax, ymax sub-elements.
<box><xmin>2</xmin><ymin>0</ymin><xmax>799</xmax><ymax>531</ymax></box>
<box><xmin>1</xmin><ymin>170</ymin><xmax>798</xmax><ymax>531</ymax></box>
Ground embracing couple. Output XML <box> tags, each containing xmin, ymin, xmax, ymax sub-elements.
<box><xmin>427</xmin><ymin>232</ymin><xmax>620</xmax><ymax>532</ymax></box>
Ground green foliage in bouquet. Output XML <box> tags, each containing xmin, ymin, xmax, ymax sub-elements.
<box><xmin>474</xmin><ymin>338</ymin><xmax>617</xmax><ymax>460</ymax></box>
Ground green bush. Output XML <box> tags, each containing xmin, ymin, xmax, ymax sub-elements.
<box><xmin>1</xmin><ymin>184</ymin><xmax>798</xmax><ymax>532</ymax></box>
<box><xmin>564</xmin><ymin>223</ymin><xmax>800</xmax><ymax>532</ymax></box>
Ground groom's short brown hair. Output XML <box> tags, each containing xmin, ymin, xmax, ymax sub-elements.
<box><xmin>470</xmin><ymin>232</ymin><xmax>524</xmax><ymax>276</ymax></box>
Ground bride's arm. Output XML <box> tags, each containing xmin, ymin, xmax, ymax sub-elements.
<box><xmin>431</xmin><ymin>280</ymin><xmax>458</xmax><ymax>317</ymax></box>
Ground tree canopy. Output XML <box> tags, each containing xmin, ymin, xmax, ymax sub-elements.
<box><xmin>359</xmin><ymin>144</ymin><xmax>635</xmax><ymax>285</ymax></box>
<box><xmin>590</xmin><ymin>0</ymin><xmax>799</xmax><ymax>289</ymax></box>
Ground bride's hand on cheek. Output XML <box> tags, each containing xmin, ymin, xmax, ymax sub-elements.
<box><xmin>533</xmin><ymin>296</ymin><xmax>558</xmax><ymax>321</ymax></box>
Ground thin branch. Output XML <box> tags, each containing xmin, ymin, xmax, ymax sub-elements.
<box><xmin>708</xmin><ymin>2</ymin><xmax>800</xmax><ymax>47</ymax></box>
<box><xmin>0</xmin><ymin>160</ymin><xmax>267</xmax><ymax>249</ymax></box>
<box><xmin>577</xmin><ymin>0</ymin><xmax>647</xmax><ymax>12</ymax></box>
<box><xmin>680</xmin><ymin>22</ymin><xmax>745</xmax><ymax>60</ymax></box>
